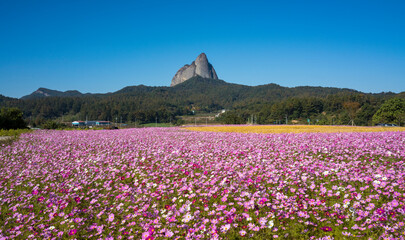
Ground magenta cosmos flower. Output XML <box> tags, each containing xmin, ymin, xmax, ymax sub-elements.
<box><xmin>69</xmin><ymin>229</ymin><xmax>77</xmax><ymax>235</ymax></box>
<box><xmin>321</xmin><ymin>226</ymin><xmax>332</xmax><ymax>232</ymax></box>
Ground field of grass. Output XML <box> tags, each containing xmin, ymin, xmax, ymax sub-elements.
<box><xmin>185</xmin><ymin>125</ymin><xmax>405</xmax><ymax>134</ymax></box>
<box><xmin>0</xmin><ymin>129</ymin><xmax>32</xmax><ymax>146</ymax></box>
<box><xmin>0</xmin><ymin>128</ymin><xmax>32</xmax><ymax>137</ymax></box>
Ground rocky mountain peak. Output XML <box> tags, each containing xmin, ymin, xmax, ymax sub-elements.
<box><xmin>171</xmin><ymin>53</ymin><xmax>218</xmax><ymax>86</ymax></box>
<box><xmin>196</xmin><ymin>52</ymin><xmax>207</xmax><ymax>62</ymax></box>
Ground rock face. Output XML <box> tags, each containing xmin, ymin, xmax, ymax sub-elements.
<box><xmin>171</xmin><ymin>53</ymin><xmax>218</xmax><ymax>86</ymax></box>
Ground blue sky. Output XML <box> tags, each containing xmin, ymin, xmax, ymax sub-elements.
<box><xmin>0</xmin><ymin>0</ymin><xmax>404</xmax><ymax>98</ymax></box>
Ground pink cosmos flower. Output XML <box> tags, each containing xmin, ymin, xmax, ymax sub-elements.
<box><xmin>259</xmin><ymin>198</ymin><xmax>268</xmax><ymax>205</ymax></box>
<box><xmin>239</xmin><ymin>230</ymin><xmax>246</xmax><ymax>236</ymax></box>
<box><xmin>220</xmin><ymin>224</ymin><xmax>231</xmax><ymax>232</ymax></box>
<box><xmin>108</xmin><ymin>213</ymin><xmax>114</xmax><ymax>222</ymax></box>
<box><xmin>165</xmin><ymin>230</ymin><xmax>174</xmax><ymax>237</ymax></box>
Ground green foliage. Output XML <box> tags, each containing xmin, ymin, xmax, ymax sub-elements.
<box><xmin>41</xmin><ymin>121</ymin><xmax>67</xmax><ymax>129</ymax></box>
<box><xmin>0</xmin><ymin>107</ymin><xmax>27</xmax><ymax>130</ymax></box>
<box><xmin>217</xmin><ymin>111</ymin><xmax>246</xmax><ymax>124</ymax></box>
<box><xmin>372</xmin><ymin>98</ymin><xmax>405</xmax><ymax>125</ymax></box>
<box><xmin>0</xmin><ymin>76</ymin><xmax>402</xmax><ymax>126</ymax></box>
<box><xmin>172</xmin><ymin>116</ymin><xmax>185</xmax><ymax>126</ymax></box>
<box><xmin>343</xmin><ymin>101</ymin><xmax>360</xmax><ymax>125</ymax></box>
<box><xmin>141</xmin><ymin>123</ymin><xmax>173</xmax><ymax>127</ymax></box>
<box><xmin>0</xmin><ymin>128</ymin><xmax>31</xmax><ymax>137</ymax></box>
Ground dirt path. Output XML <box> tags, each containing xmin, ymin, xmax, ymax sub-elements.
<box><xmin>0</xmin><ymin>136</ymin><xmax>13</xmax><ymax>144</ymax></box>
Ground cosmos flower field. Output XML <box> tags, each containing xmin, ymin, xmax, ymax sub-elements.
<box><xmin>1</xmin><ymin>128</ymin><xmax>405</xmax><ymax>239</ymax></box>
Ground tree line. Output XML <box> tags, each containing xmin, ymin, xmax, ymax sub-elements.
<box><xmin>218</xmin><ymin>96</ymin><xmax>405</xmax><ymax>126</ymax></box>
<box><xmin>0</xmin><ymin>77</ymin><xmax>404</xmax><ymax>127</ymax></box>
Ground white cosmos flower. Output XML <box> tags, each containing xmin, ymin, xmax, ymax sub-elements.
<box><xmin>182</xmin><ymin>213</ymin><xmax>193</xmax><ymax>223</ymax></box>
<box><xmin>267</xmin><ymin>220</ymin><xmax>274</xmax><ymax>228</ymax></box>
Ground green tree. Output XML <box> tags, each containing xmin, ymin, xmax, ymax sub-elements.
<box><xmin>0</xmin><ymin>107</ymin><xmax>27</xmax><ymax>129</ymax></box>
<box><xmin>42</xmin><ymin>121</ymin><xmax>66</xmax><ymax>129</ymax></box>
<box><xmin>343</xmin><ymin>101</ymin><xmax>360</xmax><ymax>126</ymax></box>
<box><xmin>372</xmin><ymin>98</ymin><xmax>405</xmax><ymax>126</ymax></box>
<box><xmin>217</xmin><ymin>111</ymin><xmax>246</xmax><ymax>124</ymax></box>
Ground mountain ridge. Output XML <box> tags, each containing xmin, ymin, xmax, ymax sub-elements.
<box><xmin>20</xmin><ymin>77</ymin><xmax>376</xmax><ymax>100</ymax></box>
<box><xmin>21</xmin><ymin>88</ymin><xmax>84</xmax><ymax>100</ymax></box>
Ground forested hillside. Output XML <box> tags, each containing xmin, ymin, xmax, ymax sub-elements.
<box><xmin>0</xmin><ymin>76</ymin><xmax>402</xmax><ymax>126</ymax></box>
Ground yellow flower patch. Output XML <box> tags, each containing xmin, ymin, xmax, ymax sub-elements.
<box><xmin>184</xmin><ymin>125</ymin><xmax>405</xmax><ymax>134</ymax></box>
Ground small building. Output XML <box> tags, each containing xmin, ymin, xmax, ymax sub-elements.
<box><xmin>96</xmin><ymin>121</ymin><xmax>111</xmax><ymax>126</ymax></box>
<box><xmin>72</xmin><ymin>121</ymin><xmax>112</xmax><ymax>127</ymax></box>
<box><xmin>72</xmin><ymin>121</ymin><xmax>85</xmax><ymax>127</ymax></box>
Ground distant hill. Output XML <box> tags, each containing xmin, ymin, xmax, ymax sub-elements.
<box><xmin>0</xmin><ymin>94</ymin><xmax>16</xmax><ymax>104</ymax></box>
<box><xmin>0</xmin><ymin>76</ymin><xmax>402</xmax><ymax>126</ymax></box>
<box><xmin>21</xmin><ymin>88</ymin><xmax>84</xmax><ymax>100</ymax></box>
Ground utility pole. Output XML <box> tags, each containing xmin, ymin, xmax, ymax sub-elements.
<box><xmin>155</xmin><ymin>116</ymin><xmax>157</xmax><ymax>127</ymax></box>
<box><xmin>285</xmin><ymin>114</ymin><xmax>288</xmax><ymax>125</ymax></box>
